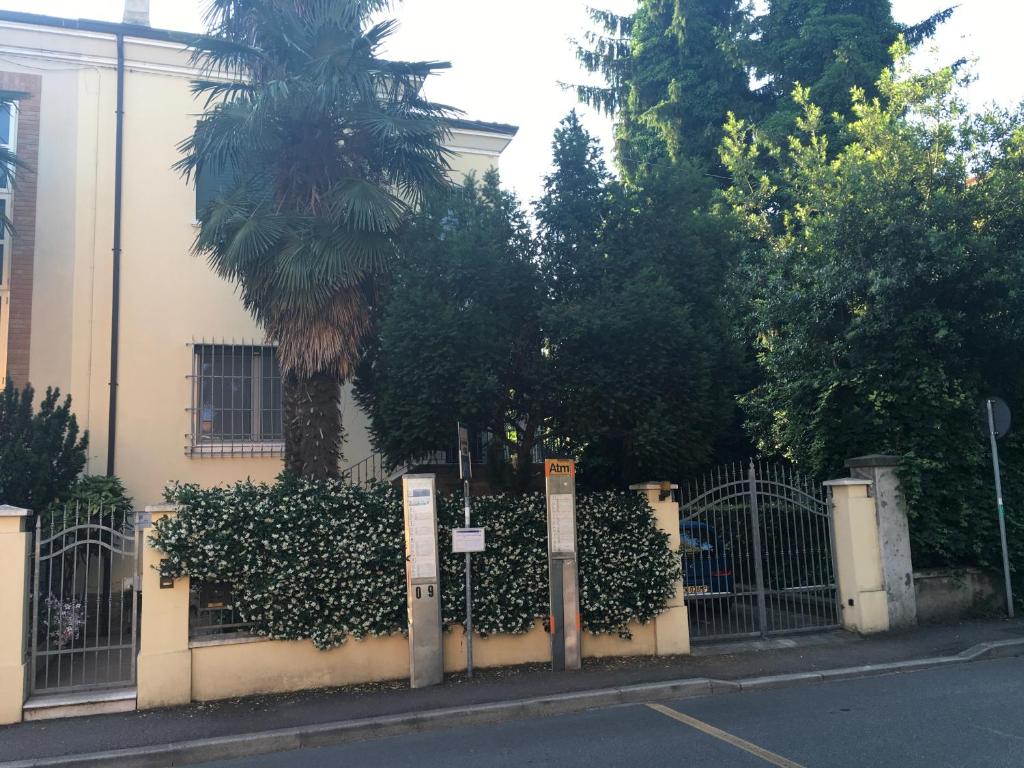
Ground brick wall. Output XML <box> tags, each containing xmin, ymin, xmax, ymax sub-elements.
<box><xmin>0</xmin><ymin>71</ymin><xmax>41</xmax><ymax>387</ymax></box>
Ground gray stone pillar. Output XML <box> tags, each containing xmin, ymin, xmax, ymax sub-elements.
<box><xmin>845</xmin><ymin>455</ymin><xmax>917</xmax><ymax>629</ymax></box>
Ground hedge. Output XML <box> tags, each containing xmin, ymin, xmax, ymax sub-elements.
<box><xmin>153</xmin><ymin>478</ymin><xmax>679</xmax><ymax>650</ymax></box>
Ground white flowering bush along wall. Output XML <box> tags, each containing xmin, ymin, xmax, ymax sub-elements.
<box><xmin>153</xmin><ymin>480</ymin><xmax>679</xmax><ymax>650</ymax></box>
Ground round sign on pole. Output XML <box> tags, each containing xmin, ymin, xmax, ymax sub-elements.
<box><xmin>982</xmin><ymin>397</ymin><xmax>1012</xmax><ymax>440</ymax></box>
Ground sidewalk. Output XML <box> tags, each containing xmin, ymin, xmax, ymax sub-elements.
<box><xmin>2</xmin><ymin>618</ymin><xmax>1023</xmax><ymax>765</ymax></box>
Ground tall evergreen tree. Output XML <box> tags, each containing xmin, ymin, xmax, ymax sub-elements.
<box><xmin>748</xmin><ymin>0</ymin><xmax>955</xmax><ymax>144</ymax></box>
<box><xmin>575</xmin><ymin>0</ymin><xmax>755</xmax><ymax>179</ymax></box>
<box><xmin>535</xmin><ymin>111</ymin><xmax>611</xmax><ymax>302</ymax></box>
<box><xmin>539</xmin><ymin>116</ymin><xmax>747</xmax><ymax>486</ymax></box>
<box><xmin>575</xmin><ymin>0</ymin><xmax>952</xmax><ymax>177</ymax></box>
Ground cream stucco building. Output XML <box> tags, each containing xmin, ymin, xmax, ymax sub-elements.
<box><xmin>0</xmin><ymin>9</ymin><xmax>516</xmax><ymax>505</ymax></box>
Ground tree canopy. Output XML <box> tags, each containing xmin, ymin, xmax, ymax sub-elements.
<box><xmin>354</xmin><ymin>172</ymin><xmax>550</xmax><ymax>490</ymax></box>
<box><xmin>722</xmin><ymin>47</ymin><xmax>1024</xmax><ymax>571</ymax></box>
<box><xmin>575</xmin><ymin>0</ymin><xmax>953</xmax><ymax>178</ymax></box>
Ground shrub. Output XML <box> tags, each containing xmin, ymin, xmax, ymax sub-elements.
<box><xmin>0</xmin><ymin>380</ymin><xmax>88</xmax><ymax>511</ymax></box>
<box><xmin>47</xmin><ymin>475</ymin><xmax>134</xmax><ymax>530</ymax></box>
<box><xmin>154</xmin><ymin>479</ymin><xmax>406</xmax><ymax>650</ymax></box>
<box><xmin>153</xmin><ymin>480</ymin><xmax>679</xmax><ymax>649</ymax></box>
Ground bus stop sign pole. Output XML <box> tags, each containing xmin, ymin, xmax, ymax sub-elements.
<box><xmin>986</xmin><ymin>398</ymin><xmax>1014</xmax><ymax>618</ymax></box>
<box><xmin>458</xmin><ymin>424</ymin><xmax>473</xmax><ymax>678</ymax></box>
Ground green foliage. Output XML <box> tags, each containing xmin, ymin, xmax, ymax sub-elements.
<box><xmin>0</xmin><ymin>379</ymin><xmax>88</xmax><ymax>511</ymax></box>
<box><xmin>47</xmin><ymin>475</ymin><xmax>134</xmax><ymax>530</ymax></box>
<box><xmin>535</xmin><ymin>111</ymin><xmax>612</xmax><ymax>302</ymax></box>
<box><xmin>155</xmin><ymin>479</ymin><xmax>407</xmax><ymax>650</ymax></box>
<box><xmin>576</xmin><ymin>0</ymin><xmax>756</xmax><ymax>178</ymax></box>
<box><xmin>576</xmin><ymin>0</ymin><xmax>951</xmax><ymax>177</ymax></box>
<box><xmin>357</xmin><ymin>116</ymin><xmax>748</xmax><ymax>490</ymax></box>
<box><xmin>177</xmin><ymin>0</ymin><xmax>454</xmax><ymax>478</ymax></box>
<box><xmin>540</xmin><ymin>118</ymin><xmax>748</xmax><ymax>487</ymax></box>
<box><xmin>721</xmin><ymin>53</ymin><xmax>1024</xmax><ymax>578</ymax></box>
<box><xmin>746</xmin><ymin>0</ymin><xmax>953</xmax><ymax>146</ymax></box>
<box><xmin>153</xmin><ymin>480</ymin><xmax>679</xmax><ymax>648</ymax></box>
<box><xmin>436</xmin><ymin>493</ymin><xmax>548</xmax><ymax>636</ymax></box>
<box><xmin>354</xmin><ymin>172</ymin><xmax>548</xmax><ymax>488</ymax></box>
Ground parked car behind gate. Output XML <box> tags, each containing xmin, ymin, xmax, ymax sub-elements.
<box><xmin>680</xmin><ymin>521</ymin><xmax>735</xmax><ymax>606</ymax></box>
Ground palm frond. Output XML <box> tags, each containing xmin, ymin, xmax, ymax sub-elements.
<box><xmin>182</xmin><ymin>0</ymin><xmax>457</xmax><ymax>376</ymax></box>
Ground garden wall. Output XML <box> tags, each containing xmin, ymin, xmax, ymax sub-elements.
<box><xmin>189</xmin><ymin>620</ymin><xmax>656</xmax><ymax>701</ymax></box>
<box><xmin>914</xmin><ymin>568</ymin><xmax>1005</xmax><ymax>624</ymax></box>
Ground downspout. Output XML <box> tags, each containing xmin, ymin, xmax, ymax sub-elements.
<box><xmin>106</xmin><ymin>33</ymin><xmax>125</xmax><ymax>477</ymax></box>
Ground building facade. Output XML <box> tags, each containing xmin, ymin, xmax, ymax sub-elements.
<box><xmin>0</xmin><ymin>10</ymin><xmax>516</xmax><ymax>504</ymax></box>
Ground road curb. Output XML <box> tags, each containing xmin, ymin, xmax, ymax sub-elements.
<box><xmin>6</xmin><ymin>637</ymin><xmax>1024</xmax><ymax>768</ymax></box>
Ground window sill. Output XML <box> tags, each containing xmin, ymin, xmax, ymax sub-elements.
<box><xmin>187</xmin><ymin>441</ymin><xmax>285</xmax><ymax>458</ymax></box>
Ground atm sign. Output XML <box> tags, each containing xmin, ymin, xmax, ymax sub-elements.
<box><xmin>545</xmin><ymin>459</ymin><xmax>576</xmax><ymax>478</ymax></box>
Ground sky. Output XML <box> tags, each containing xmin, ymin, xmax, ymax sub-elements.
<box><xmin>4</xmin><ymin>0</ymin><xmax>1023</xmax><ymax>205</ymax></box>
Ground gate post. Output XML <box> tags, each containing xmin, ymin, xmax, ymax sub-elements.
<box><xmin>630</xmin><ymin>483</ymin><xmax>690</xmax><ymax>656</ymax></box>
<box><xmin>824</xmin><ymin>479</ymin><xmax>890</xmax><ymax>634</ymax></box>
<box><xmin>0</xmin><ymin>506</ymin><xmax>31</xmax><ymax>725</ymax></box>
<box><xmin>137</xmin><ymin>504</ymin><xmax>192</xmax><ymax>709</ymax></box>
<box><xmin>845</xmin><ymin>455</ymin><xmax>917</xmax><ymax>629</ymax></box>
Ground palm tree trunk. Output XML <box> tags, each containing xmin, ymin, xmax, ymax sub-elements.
<box><xmin>282</xmin><ymin>370</ymin><xmax>344</xmax><ymax>480</ymax></box>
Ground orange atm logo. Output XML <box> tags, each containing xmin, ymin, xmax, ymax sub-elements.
<box><xmin>545</xmin><ymin>459</ymin><xmax>575</xmax><ymax>478</ymax></box>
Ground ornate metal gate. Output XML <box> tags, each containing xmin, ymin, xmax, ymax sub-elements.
<box><xmin>29</xmin><ymin>505</ymin><xmax>140</xmax><ymax>695</ymax></box>
<box><xmin>680</xmin><ymin>461</ymin><xmax>839</xmax><ymax>641</ymax></box>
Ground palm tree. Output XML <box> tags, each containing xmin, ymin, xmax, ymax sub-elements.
<box><xmin>177</xmin><ymin>0</ymin><xmax>455</xmax><ymax>479</ymax></box>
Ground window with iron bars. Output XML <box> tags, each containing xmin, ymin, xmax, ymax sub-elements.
<box><xmin>187</xmin><ymin>342</ymin><xmax>284</xmax><ymax>456</ymax></box>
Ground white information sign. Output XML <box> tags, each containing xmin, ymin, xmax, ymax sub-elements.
<box><xmin>549</xmin><ymin>493</ymin><xmax>576</xmax><ymax>554</ymax></box>
<box><xmin>407</xmin><ymin>483</ymin><xmax>438</xmax><ymax>580</ymax></box>
<box><xmin>452</xmin><ymin>527</ymin><xmax>486</xmax><ymax>553</ymax></box>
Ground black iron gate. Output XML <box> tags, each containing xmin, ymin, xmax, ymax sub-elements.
<box><xmin>680</xmin><ymin>461</ymin><xmax>839</xmax><ymax>641</ymax></box>
<box><xmin>29</xmin><ymin>505</ymin><xmax>140</xmax><ymax>695</ymax></box>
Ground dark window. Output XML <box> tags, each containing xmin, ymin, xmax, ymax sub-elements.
<box><xmin>189</xmin><ymin>343</ymin><xmax>284</xmax><ymax>455</ymax></box>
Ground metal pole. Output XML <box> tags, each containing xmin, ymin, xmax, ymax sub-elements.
<box><xmin>748</xmin><ymin>461</ymin><xmax>769</xmax><ymax>638</ymax></box>
<box><xmin>463</xmin><ymin>479</ymin><xmax>474</xmax><ymax>678</ymax></box>
<box><xmin>987</xmin><ymin>400</ymin><xmax>1015</xmax><ymax>618</ymax></box>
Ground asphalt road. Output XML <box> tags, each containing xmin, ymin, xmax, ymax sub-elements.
<box><xmin>196</xmin><ymin>657</ymin><xmax>1024</xmax><ymax>768</ymax></box>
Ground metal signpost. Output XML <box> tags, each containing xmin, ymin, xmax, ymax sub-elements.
<box><xmin>456</xmin><ymin>423</ymin><xmax>475</xmax><ymax>678</ymax></box>
<box><xmin>545</xmin><ymin>458</ymin><xmax>581</xmax><ymax>671</ymax></box>
<box><xmin>402</xmin><ymin>474</ymin><xmax>443</xmax><ymax>688</ymax></box>
<box><xmin>984</xmin><ymin>398</ymin><xmax>1014</xmax><ymax>618</ymax></box>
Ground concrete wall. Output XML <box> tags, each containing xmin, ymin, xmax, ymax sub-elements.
<box><xmin>0</xmin><ymin>17</ymin><xmax>514</xmax><ymax>504</ymax></box>
<box><xmin>914</xmin><ymin>568</ymin><xmax>1005</xmax><ymax>624</ymax></box>
<box><xmin>0</xmin><ymin>507</ymin><xmax>31</xmax><ymax>725</ymax></box>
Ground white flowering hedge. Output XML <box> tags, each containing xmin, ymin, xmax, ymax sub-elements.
<box><xmin>153</xmin><ymin>479</ymin><xmax>678</xmax><ymax>650</ymax></box>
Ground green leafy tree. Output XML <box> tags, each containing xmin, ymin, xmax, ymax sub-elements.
<box><xmin>354</xmin><ymin>172</ymin><xmax>550</xmax><ymax>490</ymax></box>
<box><xmin>0</xmin><ymin>380</ymin><xmax>88</xmax><ymax>511</ymax></box>
<box><xmin>722</xmin><ymin>50</ymin><xmax>1024</xmax><ymax>575</ymax></box>
<box><xmin>540</xmin><ymin>117</ymin><xmax>747</xmax><ymax>487</ymax></box>
<box><xmin>177</xmin><ymin>0</ymin><xmax>454</xmax><ymax>479</ymax></box>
